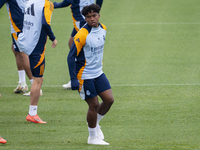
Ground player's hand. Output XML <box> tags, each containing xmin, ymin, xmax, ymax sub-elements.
<box><xmin>52</xmin><ymin>39</ymin><xmax>57</xmax><ymax>48</ymax></box>
<box><xmin>71</xmin><ymin>79</ymin><xmax>79</xmax><ymax>90</ymax></box>
<box><xmin>53</xmin><ymin>2</ymin><xmax>58</xmax><ymax>8</ymax></box>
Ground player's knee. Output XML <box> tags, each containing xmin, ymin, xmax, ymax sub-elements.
<box><xmin>34</xmin><ymin>77</ymin><xmax>43</xmax><ymax>85</ymax></box>
<box><xmin>38</xmin><ymin>78</ymin><xmax>43</xmax><ymax>87</ymax></box>
<box><xmin>20</xmin><ymin>52</ymin><xmax>28</xmax><ymax>60</ymax></box>
<box><xmin>40</xmin><ymin>77</ymin><xmax>44</xmax><ymax>84</ymax></box>
<box><xmin>89</xmin><ymin>101</ymin><xmax>99</xmax><ymax>111</ymax></box>
<box><xmin>109</xmin><ymin>97</ymin><xmax>114</xmax><ymax>105</ymax></box>
<box><xmin>105</xmin><ymin>96</ymin><xmax>114</xmax><ymax>104</ymax></box>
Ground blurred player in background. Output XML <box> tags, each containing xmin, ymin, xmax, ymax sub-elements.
<box><xmin>0</xmin><ymin>0</ymin><xmax>34</xmax><ymax>95</ymax></box>
<box><xmin>68</xmin><ymin>4</ymin><xmax>114</xmax><ymax>145</ymax></box>
<box><xmin>15</xmin><ymin>0</ymin><xmax>57</xmax><ymax>123</ymax></box>
<box><xmin>53</xmin><ymin>0</ymin><xmax>103</xmax><ymax>89</ymax></box>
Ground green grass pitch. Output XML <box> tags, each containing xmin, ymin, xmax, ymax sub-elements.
<box><xmin>0</xmin><ymin>0</ymin><xmax>200</xmax><ymax>149</ymax></box>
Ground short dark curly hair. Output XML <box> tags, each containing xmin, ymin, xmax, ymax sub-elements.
<box><xmin>81</xmin><ymin>4</ymin><xmax>100</xmax><ymax>17</ymax></box>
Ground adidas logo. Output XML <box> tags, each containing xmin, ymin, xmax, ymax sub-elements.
<box><xmin>25</xmin><ymin>4</ymin><xmax>35</xmax><ymax>16</ymax></box>
<box><xmin>75</xmin><ymin>38</ymin><xmax>80</xmax><ymax>42</ymax></box>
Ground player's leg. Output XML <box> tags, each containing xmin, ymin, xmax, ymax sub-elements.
<box><xmin>94</xmin><ymin>73</ymin><xmax>114</xmax><ymax>140</ymax></box>
<box><xmin>97</xmin><ymin>89</ymin><xmax>114</xmax><ymax>139</ymax></box>
<box><xmin>26</xmin><ymin>76</ymin><xmax>46</xmax><ymax>123</ymax></box>
<box><xmin>12</xmin><ymin>44</ymin><xmax>23</xmax><ymax>71</ymax></box>
<box><xmin>85</xmin><ymin>96</ymin><xmax>109</xmax><ymax>145</ymax></box>
<box><xmin>63</xmin><ymin>36</ymin><xmax>73</xmax><ymax>88</ymax></box>
<box><xmin>63</xmin><ymin>28</ymin><xmax>77</xmax><ymax>90</ymax></box>
<box><xmin>86</xmin><ymin>96</ymin><xmax>99</xmax><ymax>128</ymax></box>
<box><xmin>95</xmin><ymin>73</ymin><xmax>114</xmax><ymax>116</ymax></box>
<box><xmin>12</xmin><ymin>43</ymin><xmax>28</xmax><ymax>93</ymax></box>
<box><xmin>81</xmin><ymin>79</ymin><xmax>109</xmax><ymax>145</ymax></box>
<box><xmin>26</xmin><ymin>55</ymin><xmax>46</xmax><ymax>123</ymax></box>
<box><xmin>19</xmin><ymin>52</ymin><xmax>33</xmax><ymax>81</ymax></box>
<box><xmin>20</xmin><ymin>52</ymin><xmax>43</xmax><ymax>96</ymax></box>
<box><xmin>30</xmin><ymin>77</ymin><xmax>43</xmax><ymax>106</ymax></box>
<box><xmin>98</xmin><ymin>89</ymin><xmax>114</xmax><ymax>116</ymax></box>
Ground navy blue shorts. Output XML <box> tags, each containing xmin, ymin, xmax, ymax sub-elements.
<box><xmin>29</xmin><ymin>54</ymin><xmax>45</xmax><ymax>77</ymax></box>
<box><xmin>79</xmin><ymin>73</ymin><xmax>111</xmax><ymax>100</ymax></box>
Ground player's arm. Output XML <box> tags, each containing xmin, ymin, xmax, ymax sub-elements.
<box><xmin>0</xmin><ymin>0</ymin><xmax>8</xmax><ymax>9</ymax></box>
<box><xmin>67</xmin><ymin>30</ymin><xmax>87</xmax><ymax>90</ymax></box>
<box><xmin>42</xmin><ymin>1</ymin><xmax>57</xmax><ymax>47</ymax></box>
<box><xmin>53</xmin><ymin>0</ymin><xmax>73</xmax><ymax>9</ymax></box>
<box><xmin>67</xmin><ymin>42</ymin><xmax>79</xmax><ymax>90</ymax></box>
<box><xmin>96</xmin><ymin>0</ymin><xmax>103</xmax><ymax>8</ymax></box>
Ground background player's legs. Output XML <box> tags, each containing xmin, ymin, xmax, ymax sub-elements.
<box><xmin>12</xmin><ymin>45</ymin><xmax>24</xmax><ymax>71</ymax></box>
<box><xmin>63</xmin><ymin>28</ymin><xmax>78</xmax><ymax>90</ymax></box>
<box><xmin>63</xmin><ymin>36</ymin><xmax>74</xmax><ymax>90</ymax></box>
<box><xmin>19</xmin><ymin>52</ymin><xmax>33</xmax><ymax>81</ymax></box>
<box><xmin>12</xmin><ymin>44</ymin><xmax>28</xmax><ymax>93</ymax></box>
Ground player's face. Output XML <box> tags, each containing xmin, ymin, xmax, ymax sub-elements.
<box><xmin>85</xmin><ymin>11</ymin><xmax>100</xmax><ymax>28</ymax></box>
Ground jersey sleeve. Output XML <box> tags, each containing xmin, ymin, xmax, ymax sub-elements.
<box><xmin>0</xmin><ymin>0</ymin><xmax>7</xmax><ymax>9</ymax></box>
<box><xmin>96</xmin><ymin>0</ymin><xmax>103</xmax><ymax>8</ymax></box>
<box><xmin>74</xmin><ymin>28</ymin><xmax>88</xmax><ymax>55</ymax></box>
<box><xmin>67</xmin><ymin>28</ymin><xmax>88</xmax><ymax>80</ymax></box>
<box><xmin>42</xmin><ymin>0</ymin><xmax>55</xmax><ymax>41</ymax></box>
<box><xmin>67</xmin><ymin>42</ymin><xmax>78</xmax><ymax>81</ymax></box>
<box><xmin>53</xmin><ymin>0</ymin><xmax>73</xmax><ymax>9</ymax></box>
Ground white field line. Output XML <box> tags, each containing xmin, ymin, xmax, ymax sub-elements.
<box><xmin>51</xmin><ymin>22</ymin><xmax>200</xmax><ymax>25</ymax></box>
<box><xmin>1</xmin><ymin>22</ymin><xmax>200</xmax><ymax>26</ymax></box>
<box><xmin>99</xmin><ymin>22</ymin><xmax>200</xmax><ymax>25</ymax></box>
<box><xmin>1</xmin><ymin>83</ymin><xmax>200</xmax><ymax>88</ymax></box>
<box><xmin>111</xmin><ymin>84</ymin><xmax>200</xmax><ymax>86</ymax></box>
<box><xmin>36</xmin><ymin>22</ymin><xmax>200</xmax><ymax>25</ymax></box>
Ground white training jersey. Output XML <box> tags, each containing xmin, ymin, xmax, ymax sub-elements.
<box><xmin>16</xmin><ymin>0</ymin><xmax>55</xmax><ymax>55</ymax></box>
<box><xmin>68</xmin><ymin>23</ymin><xmax>107</xmax><ymax>81</ymax></box>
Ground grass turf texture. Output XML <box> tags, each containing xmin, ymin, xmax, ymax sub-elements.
<box><xmin>0</xmin><ymin>0</ymin><xmax>200</xmax><ymax>149</ymax></box>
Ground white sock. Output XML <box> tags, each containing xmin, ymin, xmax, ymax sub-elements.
<box><xmin>18</xmin><ymin>70</ymin><xmax>26</xmax><ymax>83</ymax></box>
<box><xmin>97</xmin><ymin>113</ymin><xmax>104</xmax><ymax>125</ymax></box>
<box><xmin>29</xmin><ymin>79</ymin><xmax>33</xmax><ymax>84</ymax></box>
<box><xmin>29</xmin><ymin>105</ymin><xmax>37</xmax><ymax>116</ymax></box>
<box><xmin>88</xmin><ymin>126</ymin><xmax>97</xmax><ymax>139</ymax></box>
